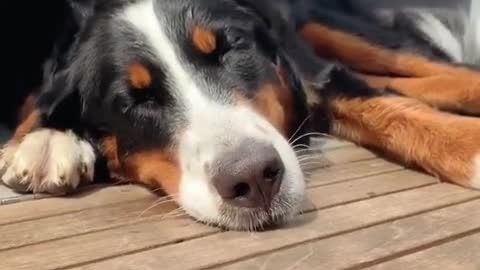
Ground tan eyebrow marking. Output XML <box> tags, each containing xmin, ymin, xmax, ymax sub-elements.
<box><xmin>128</xmin><ymin>62</ymin><xmax>152</xmax><ymax>89</ymax></box>
<box><xmin>192</xmin><ymin>25</ymin><xmax>217</xmax><ymax>54</ymax></box>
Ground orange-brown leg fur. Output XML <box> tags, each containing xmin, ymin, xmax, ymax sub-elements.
<box><xmin>358</xmin><ymin>74</ymin><xmax>480</xmax><ymax>115</ymax></box>
<box><xmin>300</xmin><ymin>23</ymin><xmax>480</xmax><ymax>78</ymax></box>
<box><xmin>9</xmin><ymin>110</ymin><xmax>41</xmax><ymax>144</ymax></box>
<box><xmin>330</xmin><ymin>95</ymin><xmax>480</xmax><ymax>188</ymax></box>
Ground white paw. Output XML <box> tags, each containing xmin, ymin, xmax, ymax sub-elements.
<box><xmin>0</xmin><ymin>129</ymin><xmax>95</xmax><ymax>194</ymax></box>
<box><xmin>471</xmin><ymin>154</ymin><xmax>480</xmax><ymax>189</ymax></box>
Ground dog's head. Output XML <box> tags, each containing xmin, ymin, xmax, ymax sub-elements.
<box><xmin>40</xmin><ymin>0</ymin><xmax>310</xmax><ymax>230</ymax></box>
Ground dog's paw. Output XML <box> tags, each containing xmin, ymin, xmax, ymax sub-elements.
<box><xmin>0</xmin><ymin>129</ymin><xmax>95</xmax><ymax>194</ymax></box>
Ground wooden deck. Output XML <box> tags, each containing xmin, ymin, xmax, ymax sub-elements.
<box><xmin>1</xmin><ymin>139</ymin><xmax>479</xmax><ymax>270</ymax></box>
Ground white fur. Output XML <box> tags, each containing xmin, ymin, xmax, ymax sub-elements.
<box><xmin>411</xmin><ymin>11</ymin><xmax>464</xmax><ymax>62</ymax></box>
<box><xmin>471</xmin><ymin>154</ymin><xmax>480</xmax><ymax>189</ymax></box>
<box><xmin>466</xmin><ymin>0</ymin><xmax>480</xmax><ymax>64</ymax></box>
<box><xmin>122</xmin><ymin>0</ymin><xmax>305</xmax><ymax>229</ymax></box>
<box><xmin>0</xmin><ymin>129</ymin><xmax>95</xmax><ymax>193</ymax></box>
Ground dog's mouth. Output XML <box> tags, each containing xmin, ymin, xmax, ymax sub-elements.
<box><xmin>216</xmin><ymin>191</ymin><xmax>304</xmax><ymax>231</ymax></box>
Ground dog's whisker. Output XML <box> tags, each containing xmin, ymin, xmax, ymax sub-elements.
<box><xmin>295</xmin><ymin>152</ymin><xmax>311</xmax><ymax>157</ymax></box>
<box><xmin>137</xmin><ymin>196</ymin><xmax>179</xmax><ymax>219</ymax></box>
<box><xmin>288</xmin><ymin>114</ymin><xmax>313</xmax><ymax>144</ymax></box>
<box><xmin>161</xmin><ymin>208</ymin><xmax>187</xmax><ymax>220</ymax></box>
<box><xmin>290</xmin><ymin>132</ymin><xmax>333</xmax><ymax>147</ymax></box>
<box><xmin>298</xmin><ymin>156</ymin><xmax>321</xmax><ymax>162</ymax></box>
<box><xmin>298</xmin><ymin>156</ymin><xmax>322</xmax><ymax>162</ymax></box>
<box><xmin>157</xmin><ymin>193</ymin><xmax>179</xmax><ymax>201</ymax></box>
<box><xmin>300</xmin><ymin>162</ymin><xmax>327</xmax><ymax>169</ymax></box>
<box><xmin>149</xmin><ymin>186</ymin><xmax>167</xmax><ymax>194</ymax></box>
<box><xmin>295</xmin><ymin>150</ymin><xmax>313</xmax><ymax>155</ymax></box>
<box><xmin>299</xmin><ymin>158</ymin><xmax>326</xmax><ymax>165</ymax></box>
<box><xmin>292</xmin><ymin>144</ymin><xmax>310</xmax><ymax>150</ymax></box>
<box><xmin>137</xmin><ymin>200</ymin><xmax>177</xmax><ymax>219</ymax></box>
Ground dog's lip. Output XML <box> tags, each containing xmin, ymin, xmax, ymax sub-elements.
<box><xmin>212</xmin><ymin>196</ymin><xmax>298</xmax><ymax>230</ymax></box>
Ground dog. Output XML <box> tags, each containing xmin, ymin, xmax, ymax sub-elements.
<box><xmin>1</xmin><ymin>0</ymin><xmax>479</xmax><ymax>231</ymax></box>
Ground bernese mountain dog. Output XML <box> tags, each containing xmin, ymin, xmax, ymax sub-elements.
<box><xmin>1</xmin><ymin>0</ymin><xmax>479</xmax><ymax>230</ymax></box>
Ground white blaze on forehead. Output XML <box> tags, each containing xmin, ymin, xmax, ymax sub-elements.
<box><xmin>122</xmin><ymin>0</ymin><xmax>208</xmax><ymax>111</ymax></box>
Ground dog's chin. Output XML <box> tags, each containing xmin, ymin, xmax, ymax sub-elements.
<box><xmin>217</xmin><ymin>195</ymin><xmax>304</xmax><ymax>231</ymax></box>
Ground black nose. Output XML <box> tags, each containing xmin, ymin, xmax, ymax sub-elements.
<box><xmin>212</xmin><ymin>139</ymin><xmax>285</xmax><ymax>209</ymax></box>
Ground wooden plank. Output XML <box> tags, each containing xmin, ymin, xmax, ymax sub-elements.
<box><xmin>310</xmin><ymin>138</ymin><xmax>354</xmax><ymax>151</ymax></box>
<box><xmin>70</xmin><ymin>185</ymin><xmax>480</xmax><ymax>270</ymax></box>
<box><xmin>301</xmin><ymin>146</ymin><xmax>378</xmax><ymax>171</ymax></box>
<box><xmin>0</xmin><ymin>217</ymin><xmax>218</xmax><ymax>270</ymax></box>
<box><xmin>221</xmin><ymin>199</ymin><xmax>480</xmax><ymax>270</ymax></box>
<box><xmin>304</xmin><ymin>170</ymin><xmax>437</xmax><ymax>211</ymax></box>
<box><xmin>0</xmin><ymin>196</ymin><xmax>177</xmax><ymax>251</ymax></box>
<box><xmin>306</xmin><ymin>158</ymin><xmax>404</xmax><ymax>187</ymax></box>
<box><xmin>0</xmin><ymin>185</ymin><xmax>154</xmax><ymax>225</ymax></box>
<box><xmin>0</xmin><ymin>169</ymin><xmax>434</xmax><ymax>269</ymax></box>
<box><xmin>366</xmin><ymin>233</ymin><xmax>480</xmax><ymax>270</ymax></box>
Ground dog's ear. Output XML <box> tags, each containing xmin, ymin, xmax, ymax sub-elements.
<box><xmin>36</xmin><ymin>67</ymin><xmax>83</xmax><ymax>130</ymax></box>
<box><xmin>34</xmin><ymin>0</ymin><xmax>96</xmax><ymax>130</ymax></box>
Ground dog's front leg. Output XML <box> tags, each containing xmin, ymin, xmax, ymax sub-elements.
<box><xmin>0</xmin><ymin>110</ymin><xmax>96</xmax><ymax>194</ymax></box>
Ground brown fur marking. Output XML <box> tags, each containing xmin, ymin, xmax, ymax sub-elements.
<box><xmin>239</xmin><ymin>81</ymin><xmax>294</xmax><ymax>137</ymax></box>
<box><xmin>101</xmin><ymin>136</ymin><xmax>181</xmax><ymax>195</ymax></box>
<box><xmin>192</xmin><ymin>25</ymin><xmax>217</xmax><ymax>54</ymax></box>
<box><xmin>358</xmin><ymin>74</ymin><xmax>480</xmax><ymax>115</ymax></box>
<box><xmin>253</xmin><ymin>84</ymin><xmax>289</xmax><ymax>135</ymax></box>
<box><xmin>330</xmin><ymin>96</ymin><xmax>480</xmax><ymax>187</ymax></box>
<box><xmin>300</xmin><ymin>23</ymin><xmax>480</xmax><ymax>78</ymax></box>
<box><xmin>17</xmin><ymin>94</ymin><xmax>38</xmax><ymax>124</ymax></box>
<box><xmin>234</xmin><ymin>65</ymin><xmax>295</xmax><ymax>137</ymax></box>
<box><xmin>11</xmin><ymin>110</ymin><xmax>41</xmax><ymax>143</ymax></box>
<box><xmin>128</xmin><ymin>63</ymin><xmax>152</xmax><ymax>89</ymax></box>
